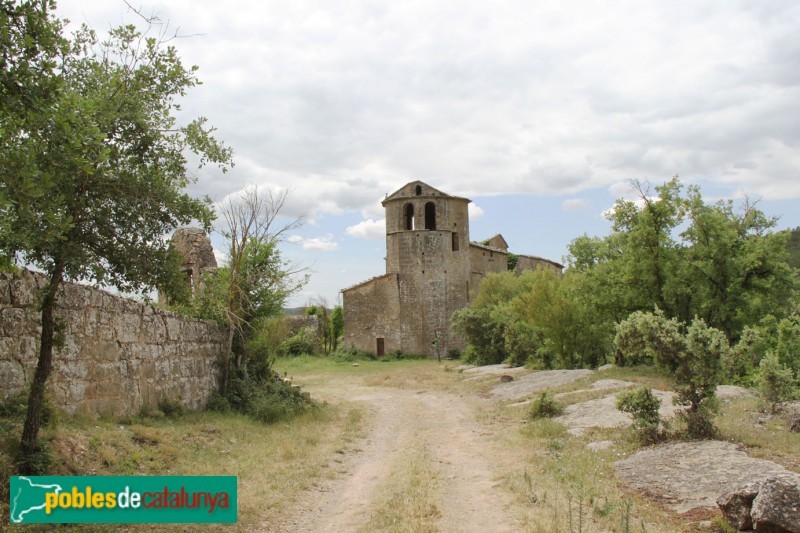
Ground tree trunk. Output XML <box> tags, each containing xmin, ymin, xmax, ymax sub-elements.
<box><xmin>20</xmin><ymin>264</ymin><xmax>64</xmax><ymax>462</ymax></box>
<box><xmin>221</xmin><ymin>317</ymin><xmax>235</xmax><ymax>394</ymax></box>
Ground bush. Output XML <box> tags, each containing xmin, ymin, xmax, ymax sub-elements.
<box><xmin>248</xmin><ymin>316</ymin><xmax>291</xmax><ymax>362</ymax></box>
<box><xmin>0</xmin><ymin>391</ymin><xmax>28</xmax><ymax>420</ymax></box>
<box><xmin>221</xmin><ymin>369</ymin><xmax>316</xmax><ymax>424</ymax></box>
<box><xmin>330</xmin><ymin>346</ymin><xmax>374</xmax><ymax>362</ymax></box>
<box><xmin>757</xmin><ymin>352</ymin><xmax>797</xmax><ymax>414</ymax></box>
<box><xmin>448</xmin><ymin>347</ymin><xmax>462</xmax><ymax>360</ymax></box>
<box><xmin>0</xmin><ymin>390</ymin><xmax>58</xmax><ymax>428</ymax></box>
<box><xmin>529</xmin><ymin>392</ymin><xmax>564</xmax><ymax>419</ymax></box>
<box><xmin>205</xmin><ymin>392</ymin><xmax>232</xmax><ymax>413</ymax></box>
<box><xmin>15</xmin><ymin>440</ymin><xmax>53</xmax><ymax>475</ymax></box>
<box><xmin>278</xmin><ymin>326</ymin><xmax>319</xmax><ymax>356</ymax></box>
<box><xmin>157</xmin><ymin>397</ymin><xmax>185</xmax><ymax>418</ymax></box>
<box><xmin>249</xmin><ymin>381</ymin><xmax>314</xmax><ymax>424</ymax></box>
<box><xmin>614</xmin><ymin>310</ymin><xmax>725</xmax><ymax>439</ymax></box>
<box><xmin>382</xmin><ymin>350</ymin><xmax>428</xmax><ymax>361</ymax></box>
<box><xmin>616</xmin><ymin>387</ymin><xmax>663</xmax><ymax>445</ymax></box>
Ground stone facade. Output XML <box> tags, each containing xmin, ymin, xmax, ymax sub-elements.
<box><xmin>159</xmin><ymin>226</ymin><xmax>218</xmax><ymax>303</ymax></box>
<box><xmin>342</xmin><ymin>181</ymin><xmax>562</xmax><ymax>358</ymax></box>
<box><xmin>0</xmin><ymin>269</ymin><xmax>227</xmax><ymax>416</ymax></box>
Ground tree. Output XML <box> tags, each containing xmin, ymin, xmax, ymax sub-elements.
<box><xmin>329</xmin><ymin>305</ymin><xmax>344</xmax><ymax>352</ymax></box>
<box><xmin>679</xmin><ymin>190</ymin><xmax>795</xmax><ymax>340</ymax></box>
<box><xmin>216</xmin><ymin>187</ymin><xmax>307</xmax><ymax>391</ymax></box>
<box><xmin>565</xmin><ymin>178</ymin><xmax>796</xmax><ymax>341</ymax></box>
<box><xmin>1</xmin><ymin>4</ymin><xmax>232</xmax><ymax>467</ymax></box>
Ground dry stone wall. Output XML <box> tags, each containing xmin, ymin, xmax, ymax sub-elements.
<box><xmin>0</xmin><ymin>270</ymin><xmax>226</xmax><ymax>416</ymax></box>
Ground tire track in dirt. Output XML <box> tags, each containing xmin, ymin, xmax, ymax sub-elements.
<box><xmin>272</xmin><ymin>386</ymin><xmax>518</xmax><ymax>533</ymax></box>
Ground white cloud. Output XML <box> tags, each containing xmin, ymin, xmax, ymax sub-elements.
<box><xmin>562</xmin><ymin>199</ymin><xmax>590</xmax><ymax>212</ymax></box>
<box><xmin>213</xmin><ymin>248</ymin><xmax>229</xmax><ymax>266</ymax></box>
<box><xmin>346</xmin><ymin>219</ymin><xmax>386</xmax><ymax>240</ymax></box>
<box><xmin>54</xmin><ymin>0</ymin><xmax>800</xmax><ymax>218</ymax></box>
<box><xmin>468</xmin><ymin>204</ymin><xmax>485</xmax><ymax>220</ymax></box>
<box><xmin>287</xmin><ymin>234</ymin><xmax>338</xmax><ymax>251</ymax></box>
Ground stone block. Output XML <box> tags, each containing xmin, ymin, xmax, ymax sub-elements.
<box><xmin>1</xmin><ymin>308</ymin><xmax>26</xmax><ymax>336</ymax></box>
<box><xmin>10</xmin><ymin>270</ymin><xmax>44</xmax><ymax>307</ymax></box>
<box><xmin>751</xmin><ymin>478</ymin><xmax>800</xmax><ymax>533</ymax></box>
<box><xmin>115</xmin><ymin>313</ymin><xmax>141</xmax><ymax>343</ymax></box>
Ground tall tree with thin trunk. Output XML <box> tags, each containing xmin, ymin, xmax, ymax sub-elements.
<box><xmin>217</xmin><ymin>187</ymin><xmax>307</xmax><ymax>392</ymax></box>
<box><xmin>0</xmin><ymin>2</ymin><xmax>232</xmax><ymax>469</ymax></box>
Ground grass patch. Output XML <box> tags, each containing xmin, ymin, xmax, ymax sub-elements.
<box><xmin>717</xmin><ymin>396</ymin><xmax>800</xmax><ymax>472</ymax></box>
<box><xmin>361</xmin><ymin>451</ymin><xmax>441</xmax><ymax>533</ymax></box>
<box><xmin>0</xmin><ymin>398</ymin><xmax>365</xmax><ymax>530</ymax></box>
<box><xmin>508</xmin><ymin>420</ymin><xmax>686</xmax><ymax>532</ymax></box>
<box><xmin>275</xmin><ymin>357</ymin><xmax>468</xmax><ymax>396</ymax></box>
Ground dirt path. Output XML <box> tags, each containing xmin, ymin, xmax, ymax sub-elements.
<box><xmin>272</xmin><ymin>382</ymin><xmax>519</xmax><ymax>532</ymax></box>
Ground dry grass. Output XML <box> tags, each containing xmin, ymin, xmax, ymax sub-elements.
<box><xmin>275</xmin><ymin>356</ymin><xmax>478</xmax><ymax>398</ymax></box>
<box><xmin>360</xmin><ymin>450</ymin><xmax>441</xmax><ymax>533</ymax></box>
<box><xmin>0</xmin><ymin>400</ymin><xmax>365</xmax><ymax>531</ymax></box>
<box><xmin>498</xmin><ymin>418</ymin><xmax>691</xmax><ymax>533</ymax></box>
<box><xmin>716</xmin><ymin>396</ymin><xmax>800</xmax><ymax>472</ymax></box>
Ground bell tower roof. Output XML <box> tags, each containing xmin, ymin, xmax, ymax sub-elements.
<box><xmin>382</xmin><ymin>180</ymin><xmax>470</xmax><ymax>206</ymax></box>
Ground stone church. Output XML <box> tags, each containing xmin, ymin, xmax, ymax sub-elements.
<box><xmin>341</xmin><ymin>181</ymin><xmax>562</xmax><ymax>358</ymax></box>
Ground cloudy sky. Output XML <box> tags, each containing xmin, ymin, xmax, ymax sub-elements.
<box><xmin>56</xmin><ymin>0</ymin><xmax>800</xmax><ymax>305</ymax></box>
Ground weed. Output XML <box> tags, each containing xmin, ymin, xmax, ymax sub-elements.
<box><xmin>529</xmin><ymin>391</ymin><xmax>564</xmax><ymax>419</ymax></box>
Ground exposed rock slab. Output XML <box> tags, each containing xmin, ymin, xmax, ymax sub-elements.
<box><xmin>717</xmin><ymin>385</ymin><xmax>754</xmax><ymax>401</ymax></box>
<box><xmin>587</xmin><ymin>440</ymin><xmax>614</xmax><ymax>452</ymax></box>
<box><xmin>556</xmin><ymin>390</ymin><xmax>679</xmax><ymax>435</ymax></box>
<box><xmin>614</xmin><ymin>441</ymin><xmax>800</xmax><ymax>514</ymax></box>
<box><xmin>490</xmin><ymin>369</ymin><xmax>594</xmax><ymax>401</ymax></box>
<box><xmin>462</xmin><ymin>364</ymin><xmax>528</xmax><ymax>381</ymax></box>
<box><xmin>591</xmin><ymin>379</ymin><xmax>636</xmax><ymax>390</ymax></box>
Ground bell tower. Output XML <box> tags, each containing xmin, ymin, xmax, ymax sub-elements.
<box><xmin>381</xmin><ymin>181</ymin><xmax>471</xmax><ymax>354</ymax></box>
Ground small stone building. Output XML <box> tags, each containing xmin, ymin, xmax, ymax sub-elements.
<box><xmin>341</xmin><ymin>181</ymin><xmax>562</xmax><ymax>358</ymax></box>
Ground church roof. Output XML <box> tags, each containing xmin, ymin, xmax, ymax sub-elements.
<box><xmin>382</xmin><ymin>180</ymin><xmax>470</xmax><ymax>205</ymax></box>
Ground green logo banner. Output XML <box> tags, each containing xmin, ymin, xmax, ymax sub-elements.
<box><xmin>9</xmin><ymin>476</ymin><xmax>237</xmax><ymax>524</ymax></box>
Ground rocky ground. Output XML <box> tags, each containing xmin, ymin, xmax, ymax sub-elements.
<box><xmin>269</xmin><ymin>362</ymin><xmax>798</xmax><ymax>531</ymax></box>
<box><xmin>469</xmin><ymin>363</ymin><xmax>799</xmax><ymax>519</ymax></box>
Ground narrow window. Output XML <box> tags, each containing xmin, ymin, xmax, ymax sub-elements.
<box><xmin>466</xmin><ymin>281</ymin><xmax>470</xmax><ymax>302</ymax></box>
<box><xmin>415</xmin><ymin>185</ymin><xmax>422</xmax><ymax>195</ymax></box>
<box><xmin>452</xmin><ymin>232</ymin><xmax>459</xmax><ymax>251</ymax></box>
<box><xmin>424</xmin><ymin>202</ymin><xmax>436</xmax><ymax>230</ymax></box>
<box><xmin>404</xmin><ymin>203</ymin><xmax>415</xmax><ymax>230</ymax></box>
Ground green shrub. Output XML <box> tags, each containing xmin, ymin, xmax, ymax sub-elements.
<box><xmin>248</xmin><ymin>316</ymin><xmax>291</xmax><ymax>362</ymax></box>
<box><xmin>0</xmin><ymin>390</ymin><xmax>58</xmax><ymax>428</ymax></box>
<box><xmin>249</xmin><ymin>381</ymin><xmax>314</xmax><ymax>424</ymax></box>
<box><xmin>157</xmin><ymin>397</ymin><xmax>185</xmax><ymax>418</ymax></box>
<box><xmin>529</xmin><ymin>392</ymin><xmax>564</xmax><ymax>419</ymax></box>
<box><xmin>205</xmin><ymin>392</ymin><xmax>232</xmax><ymax>413</ymax></box>
<box><xmin>382</xmin><ymin>350</ymin><xmax>427</xmax><ymax>361</ymax></box>
<box><xmin>220</xmin><ymin>369</ymin><xmax>316</xmax><ymax>424</ymax></box>
<box><xmin>757</xmin><ymin>352</ymin><xmax>797</xmax><ymax>414</ymax></box>
<box><xmin>15</xmin><ymin>439</ymin><xmax>53</xmax><ymax>475</ymax></box>
<box><xmin>614</xmin><ymin>310</ymin><xmax>725</xmax><ymax>439</ymax></box>
<box><xmin>616</xmin><ymin>387</ymin><xmax>663</xmax><ymax>445</ymax></box>
<box><xmin>330</xmin><ymin>346</ymin><xmax>374</xmax><ymax>362</ymax></box>
<box><xmin>0</xmin><ymin>391</ymin><xmax>28</xmax><ymax>420</ymax></box>
<box><xmin>278</xmin><ymin>326</ymin><xmax>319</xmax><ymax>356</ymax></box>
<box><xmin>447</xmin><ymin>347</ymin><xmax>462</xmax><ymax>360</ymax></box>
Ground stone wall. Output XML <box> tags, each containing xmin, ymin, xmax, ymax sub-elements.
<box><xmin>342</xmin><ymin>273</ymin><xmax>401</xmax><ymax>355</ymax></box>
<box><xmin>514</xmin><ymin>254</ymin><xmax>563</xmax><ymax>275</ymax></box>
<box><xmin>0</xmin><ymin>270</ymin><xmax>227</xmax><ymax>416</ymax></box>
